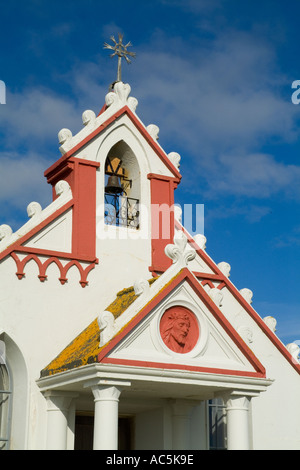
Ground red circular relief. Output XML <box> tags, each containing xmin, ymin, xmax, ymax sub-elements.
<box><xmin>159</xmin><ymin>306</ymin><xmax>199</xmax><ymax>354</ymax></box>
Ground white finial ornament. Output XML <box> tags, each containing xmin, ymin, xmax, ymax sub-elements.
<box><xmin>165</xmin><ymin>231</ymin><xmax>196</xmax><ymax>267</ymax></box>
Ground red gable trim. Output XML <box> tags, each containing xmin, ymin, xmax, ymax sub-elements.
<box><xmin>176</xmin><ymin>221</ymin><xmax>300</xmax><ymax>376</ymax></box>
<box><xmin>224</xmin><ymin>278</ymin><xmax>300</xmax><ymax>376</ymax></box>
<box><xmin>44</xmin><ymin>106</ymin><xmax>182</xmax><ymax>181</ymax></box>
<box><xmin>101</xmin><ymin>357</ymin><xmax>265</xmax><ymax>378</ymax></box>
<box><xmin>97</xmin><ymin>268</ymin><xmax>266</xmax><ymax>378</ymax></box>
<box><xmin>0</xmin><ymin>200</ymin><xmax>74</xmax><ymax>262</ymax></box>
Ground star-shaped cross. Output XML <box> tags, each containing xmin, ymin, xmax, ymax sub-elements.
<box><xmin>104</xmin><ymin>33</ymin><xmax>136</xmax><ymax>82</ymax></box>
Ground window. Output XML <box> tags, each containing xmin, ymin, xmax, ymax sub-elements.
<box><xmin>208</xmin><ymin>398</ymin><xmax>227</xmax><ymax>450</ymax></box>
<box><xmin>74</xmin><ymin>414</ymin><xmax>94</xmax><ymax>450</ymax></box>
<box><xmin>0</xmin><ymin>363</ymin><xmax>12</xmax><ymax>450</ymax></box>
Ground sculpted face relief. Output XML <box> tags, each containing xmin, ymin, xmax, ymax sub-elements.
<box><xmin>160</xmin><ymin>306</ymin><xmax>199</xmax><ymax>354</ymax></box>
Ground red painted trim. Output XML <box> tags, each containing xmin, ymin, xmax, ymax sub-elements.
<box><xmin>97</xmin><ymin>103</ymin><xmax>108</xmax><ymax>116</ymax></box>
<box><xmin>0</xmin><ymin>193</ymin><xmax>98</xmax><ymax>287</ymax></box>
<box><xmin>0</xmin><ymin>200</ymin><xmax>74</xmax><ymax>262</ymax></box>
<box><xmin>101</xmin><ymin>357</ymin><xmax>266</xmax><ymax>378</ymax></box>
<box><xmin>200</xmin><ymin>279</ymin><xmax>215</xmax><ymax>289</ymax></box>
<box><xmin>44</xmin><ymin>157</ymin><xmax>101</xmax><ymax>260</ymax></box>
<box><xmin>223</xmin><ymin>278</ymin><xmax>300</xmax><ymax>375</ymax></box>
<box><xmin>176</xmin><ymin>220</ymin><xmax>300</xmax><ymax>375</ymax></box>
<box><xmin>175</xmin><ymin>220</ymin><xmax>223</xmax><ymax>276</ymax></box>
<box><xmin>98</xmin><ymin>268</ymin><xmax>266</xmax><ymax>377</ymax></box>
<box><xmin>148</xmin><ymin>174</ymin><xmax>179</xmax><ymax>273</ymax></box>
<box><xmin>127</xmin><ymin>110</ymin><xmax>181</xmax><ymax>180</ymax></box>
<box><xmin>68</xmin><ymin>159</ymin><xmax>99</xmax><ymax>258</ymax></box>
<box><xmin>44</xmin><ymin>106</ymin><xmax>181</xmax><ymax>180</ymax></box>
<box><xmin>184</xmin><ymin>270</ymin><xmax>266</xmax><ymax>375</ymax></box>
<box><xmin>14</xmin><ymin>246</ymin><xmax>98</xmax><ymax>263</ymax></box>
<box><xmin>147</xmin><ymin>173</ymin><xmax>181</xmax><ymax>185</ymax></box>
<box><xmin>10</xmin><ymin>252</ymin><xmax>97</xmax><ymax>288</ymax></box>
<box><xmin>217</xmin><ymin>281</ymin><xmax>226</xmax><ymax>290</ymax></box>
<box><xmin>193</xmin><ymin>272</ymin><xmax>223</xmax><ymax>281</ymax></box>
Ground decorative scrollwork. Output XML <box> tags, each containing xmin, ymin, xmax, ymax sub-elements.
<box><xmin>240</xmin><ymin>288</ymin><xmax>253</xmax><ymax>304</ymax></box>
<box><xmin>263</xmin><ymin>316</ymin><xmax>277</xmax><ymax>332</ymax></box>
<box><xmin>217</xmin><ymin>261</ymin><xmax>231</xmax><ymax>277</ymax></box>
<box><xmin>286</xmin><ymin>342</ymin><xmax>300</xmax><ymax>363</ymax></box>
<box><xmin>208</xmin><ymin>287</ymin><xmax>223</xmax><ymax>307</ymax></box>
<box><xmin>134</xmin><ymin>278</ymin><xmax>150</xmax><ymax>296</ymax></box>
<box><xmin>98</xmin><ymin>311</ymin><xmax>115</xmax><ymax>346</ymax></box>
<box><xmin>168</xmin><ymin>152</ymin><xmax>181</xmax><ymax>169</ymax></box>
<box><xmin>194</xmin><ymin>233</ymin><xmax>207</xmax><ymax>250</ymax></box>
<box><xmin>174</xmin><ymin>205</ymin><xmax>182</xmax><ymax>223</ymax></box>
<box><xmin>165</xmin><ymin>231</ymin><xmax>196</xmax><ymax>267</ymax></box>
<box><xmin>27</xmin><ymin>201</ymin><xmax>42</xmax><ymax>218</ymax></box>
<box><xmin>82</xmin><ymin>109</ymin><xmax>96</xmax><ymax>126</ymax></box>
<box><xmin>237</xmin><ymin>326</ymin><xmax>254</xmax><ymax>345</ymax></box>
<box><xmin>58</xmin><ymin>128</ymin><xmax>72</xmax><ymax>145</ymax></box>
<box><xmin>0</xmin><ymin>224</ymin><xmax>13</xmax><ymax>242</ymax></box>
<box><xmin>147</xmin><ymin>124</ymin><xmax>160</xmax><ymax>140</ymax></box>
<box><xmin>55</xmin><ymin>180</ymin><xmax>71</xmax><ymax>197</ymax></box>
<box><xmin>105</xmin><ymin>82</ymin><xmax>138</xmax><ymax>111</ymax></box>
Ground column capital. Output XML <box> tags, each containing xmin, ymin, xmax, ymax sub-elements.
<box><xmin>84</xmin><ymin>378</ymin><xmax>131</xmax><ymax>393</ymax></box>
<box><xmin>222</xmin><ymin>391</ymin><xmax>253</xmax><ymax>450</ymax></box>
<box><xmin>91</xmin><ymin>384</ymin><xmax>122</xmax><ymax>402</ymax></box>
<box><xmin>223</xmin><ymin>390</ymin><xmax>258</xmax><ymax>411</ymax></box>
<box><xmin>224</xmin><ymin>394</ymin><xmax>251</xmax><ymax>411</ymax></box>
<box><xmin>44</xmin><ymin>390</ymin><xmax>78</xmax><ymax>412</ymax></box>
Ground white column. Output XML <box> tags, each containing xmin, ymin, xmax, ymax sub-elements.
<box><xmin>84</xmin><ymin>379</ymin><xmax>131</xmax><ymax>450</ymax></box>
<box><xmin>224</xmin><ymin>393</ymin><xmax>252</xmax><ymax>450</ymax></box>
<box><xmin>171</xmin><ymin>400</ymin><xmax>192</xmax><ymax>450</ymax></box>
<box><xmin>92</xmin><ymin>385</ymin><xmax>121</xmax><ymax>450</ymax></box>
<box><xmin>44</xmin><ymin>391</ymin><xmax>77</xmax><ymax>450</ymax></box>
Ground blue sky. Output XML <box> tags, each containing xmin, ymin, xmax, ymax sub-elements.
<box><xmin>0</xmin><ymin>0</ymin><xmax>299</xmax><ymax>344</ymax></box>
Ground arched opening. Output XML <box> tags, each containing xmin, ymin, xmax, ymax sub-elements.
<box><xmin>0</xmin><ymin>333</ymin><xmax>28</xmax><ymax>450</ymax></box>
<box><xmin>104</xmin><ymin>141</ymin><xmax>140</xmax><ymax>229</ymax></box>
<box><xmin>0</xmin><ymin>343</ymin><xmax>12</xmax><ymax>450</ymax></box>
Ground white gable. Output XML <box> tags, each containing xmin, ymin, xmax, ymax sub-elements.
<box><xmin>23</xmin><ymin>208</ymin><xmax>72</xmax><ymax>252</ymax></box>
<box><xmin>106</xmin><ymin>280</ymin><xmax>260</xmax><ymax>376</ymax></box>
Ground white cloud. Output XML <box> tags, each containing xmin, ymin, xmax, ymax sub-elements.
<box><xmin>205</xmin><ymin>203</ymin><xmax>272</xmax><ymax>225</ymax></box>
<box><xmin>133</xmin><ymin>32</ymin><xmax>298</xmax><ymax>152</ymax></box>
<box><xmin>127</xmin><ymin>29</ymin><xmax>300</xmax><ymax>200</ymax></box>
<box><xmin>0</xmin><ymin>152</ymin><xmax>52</xmax><ymax>212</ymax></box>
<box><xmin>208</xmin><ymin>152</ymin><xmax>300</xmax><ymax>198</ymax></box>
<box><xmin>1</xmin><ymin>21</ymin><xmax>300</xmax><ymax>214</ymax></box>
<box><xmin>1</xmin><ymin>88</ymin><xmax>82</xmax><ymax>149</ymax></box>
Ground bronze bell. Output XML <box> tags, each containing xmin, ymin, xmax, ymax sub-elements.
<box><xmin>105</xmin><ymin>175</ymin><xmax>123</xmax><ymax>194</ymax></box>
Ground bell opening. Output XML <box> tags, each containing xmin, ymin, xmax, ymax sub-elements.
<box><xmin>105</xmin><ymin>175</ymin><xmax>124</xmax><ymax>195</ymax></box>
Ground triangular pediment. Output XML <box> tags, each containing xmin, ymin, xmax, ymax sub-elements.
<box><xmin>45</xmin><ymin>81</ymin><xmax>181</xmax><ymax>182</ymax></box>
<box><xmin>98</xmin><ymin>269</ymin><xmax>266</xmax><ymax>378</ymax></box>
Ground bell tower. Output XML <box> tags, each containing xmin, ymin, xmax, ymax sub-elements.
<box><xmin>43</xmin><ymin>37</ymin><xmax>182</xmax><ymax>289</ymax></box>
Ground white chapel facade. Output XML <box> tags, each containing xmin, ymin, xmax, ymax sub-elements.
<box><xmin>0</xmin><ymin>72</ymin><xmax>300</xmax><ymax>450</ymax></box>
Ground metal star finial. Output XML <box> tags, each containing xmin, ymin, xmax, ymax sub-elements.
<box><xmin>104</xmin><ymin>33</ymin><xmax>136</xmax><ymax>82</ymax></box>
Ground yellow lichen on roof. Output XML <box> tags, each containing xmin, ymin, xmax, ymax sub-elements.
<box><xmin>40</xmin><ymin>279</ymin><xmax>158</xmax><ymax>377</ymax></box>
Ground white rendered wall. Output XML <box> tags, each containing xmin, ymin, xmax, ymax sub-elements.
<box><xmin>217</xmin><ymin>282</ymin><xmax>300</xmax><ymax>449</ymax></box>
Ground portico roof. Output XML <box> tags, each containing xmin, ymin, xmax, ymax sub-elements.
<box><xmin>40</xmin><ymin>281</ymin><xmax>148</xmax><ymax>377</ymax></box>
<box><xmin>40</xmin><ymin>264</ymin><xmax>266</xmax><ymax>381</ymax></box>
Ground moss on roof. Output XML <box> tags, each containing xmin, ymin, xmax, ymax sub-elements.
<box><xmin>40</xmin><ymin>278</ymin><xmax>157</xmax><ymax>377</ymax></box>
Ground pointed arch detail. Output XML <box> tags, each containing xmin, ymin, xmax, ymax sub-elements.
<box><xmin>10</xmin><ymin>252</ymin><xmax>97</xmax><ymax>288</ymax></box>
